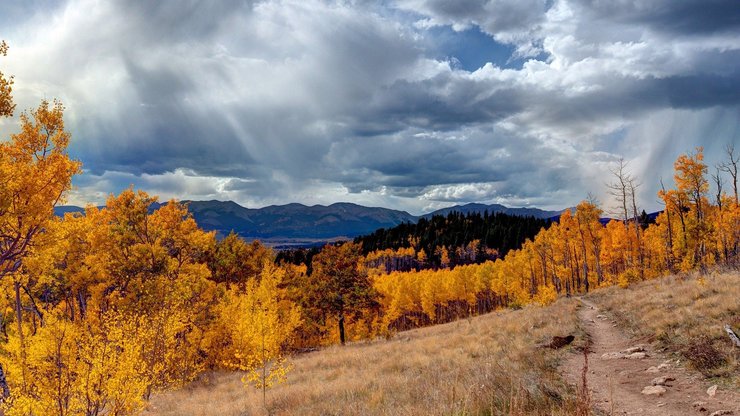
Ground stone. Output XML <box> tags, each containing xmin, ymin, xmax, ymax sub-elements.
<box><xmin>651</xmin><ymin>376</ymin><xmax>675</xmax><ymax>386</ymax></box>
<box><xmin>601</xmin><ymin>352</ymin><xmax>624</xmax><ymax>360</ymax></box>
<box><xmin>657</xmin><ymin>363</ymin><xmax>670</xmax><ymax>370</ymax></box>
<box><xmin>709</xmin><ymin>411</ymin><xmax>733</xmax><ymax>416</ymax></box>
<box><xmin>693</xmin><ymin>401</ymin><xmax>708</xmax><ymax>412</ymax></box>
<box><xmin>641</xmin><ymin>385</ymin><xmax>667</xmax><ymax>396</ymax></box>
<box><xmin>622</xmin><ymin>346</ymin><xmax>646</xmax><ymax>354</ymax></box>
<box><xmin>645</xmin><ymin>366</ymin><xmax>660</xmax><ymax>373</ymax></box>
<box><xmin>596</xmin><ymin>314</ymin><xmax>607</xmax><ymax>319</ymax></box>
<box><xmin>707</xmin><ymin>385</ymin><xmax>718</xmax><ymax>397</ymax></box>
<box><xmin>625</xmin><ymin>352</ymin><xmax>648</xmax><ymax>359</ymax></box>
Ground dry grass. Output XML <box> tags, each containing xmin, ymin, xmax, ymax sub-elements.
<box><xmin>143</xmin><ymin>298</ymin><xmax>583</xmax><ymax>416</ymax></box>
<box><xmin>588</xmin><ymin>270</ymin><xmax>740</xmax><ymax>386</ymax></box>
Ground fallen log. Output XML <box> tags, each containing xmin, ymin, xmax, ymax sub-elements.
<box><xmin>725</xmin><ymin>324</ymin><xmax>740</xmax><ymax>348</ymax></box>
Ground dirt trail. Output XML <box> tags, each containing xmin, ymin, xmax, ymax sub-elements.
<box><xmin>562</xmin><ymin>298</ymin><xmax>739</xmax><ymax>416</ymax></box>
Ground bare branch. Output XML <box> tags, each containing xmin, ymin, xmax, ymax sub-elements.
<box><xmin>718</xmin><ymin>142</ymin><xmax>738</xmax><ymax>204</ymax></box>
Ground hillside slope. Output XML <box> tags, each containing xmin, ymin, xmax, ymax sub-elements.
<box><xmin>144</xmin><ymin>299</ymin><xmax>583</xmax><ymax>416</ymax></box>
<box><xmin>143</xmin><ymin>271</ymin><xmax>739</xmax><ymax>416</ymax></box>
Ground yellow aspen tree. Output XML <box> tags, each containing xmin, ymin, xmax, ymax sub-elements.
<box><xmin>2</xmin><ymin>312</ymin><xmax>77</xmax><ymax>416</ymax></box>
<box><xmin>219</xmin><ymin>262</ymin><xmax>301</xmax><ymax>408</ymax></box>
<box><xmin>420</xmin><ymin>270</ymin><xmax>442</xmax><ymax>322</ymax></box>
<box><xmin>1</xmin><ymin>100</ymin><xmax>82</xmax><ymax>278</ymax></box>
<box><xmin>673</xmin><ymin>147</ymin><xmax>710</xmax><ymax>271</ymax></box>
<box><xmin>0</xmin><ymin>94</ymin><xmax>80</xmax><ymax>402</ymax></box>
<box><xmin>416</xmin><ymin>248</ymin><xmax>427</xmax><ymax>267</ymax></box>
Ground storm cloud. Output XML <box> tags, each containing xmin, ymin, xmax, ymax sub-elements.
<box><xmin>0</xmin><ymin>0</ymin><xmax>738</xmax><ymax>214</ymax></box>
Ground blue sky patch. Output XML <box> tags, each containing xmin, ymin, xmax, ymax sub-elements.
<box><xmin>425</xmin><ymin>26</ymin><xmax>518</xmax><ymax>71</ymax></box>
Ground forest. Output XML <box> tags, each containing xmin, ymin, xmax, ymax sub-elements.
<box><xmin>355</xmin><ymin>211</ymin><xmax>552</xmax><ymax>269</ymax></box>
<box><xmin>277</xmin><ymin>211</ymin><xmax>551</xmax><ymax>274</ymax></box>
<box><xmin>1</xmin><ymin>38</ymin><xmax>740</xmax><ymax>415</ymax></box>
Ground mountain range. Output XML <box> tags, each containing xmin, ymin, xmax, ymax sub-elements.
<box><xmin>54</xmin><ymin>201</ymin><xmax>565</xmax><ymax>245</ymax></box>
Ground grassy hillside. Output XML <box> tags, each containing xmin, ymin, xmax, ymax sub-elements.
<box><xmin>589</xmin><ymin>270</ymin><xmax>740</xmax><ymax>386</ymax></box>
<box><xmin>143</xmin><ymin>271</ymin><xmax>739</xmax><ymax>416</ymax></box>
<box><xmin>144</xmin><ymin>298</ymin><xmax>583</xmax><ymax>416</ymax></box>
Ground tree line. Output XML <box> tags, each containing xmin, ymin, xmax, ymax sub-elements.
<box><xmin>355</xmin><ymin>211</ymin><xmax>552</xmax><ymax>269</ymax></box>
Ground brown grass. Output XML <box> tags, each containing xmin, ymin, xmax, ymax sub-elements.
<box><xmin>588</xmin><ymin>270</ymin><xmax>740</xmax><ymax>385</ymax></box>
<box><xmin>142</xmin><ymin>298</ymin><xmax>583</xmax><ymax>416</ymax></box>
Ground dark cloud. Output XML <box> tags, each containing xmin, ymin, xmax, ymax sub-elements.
<box><xmin>572</xmin><ymin>0</ymin><xmax>740</xmax><ymax>36</ymax></box>
<box><xmin>365</xmin><ymin>75</ymin><xmax>524</xmax><ymax>131</ymax></box>
<box><xmin>401</xmin><ymin>0</ymin><xmax>550</xmax><ymax>33</ymax></box>
<box><xmin>661</xmin><ymin>73</ymin><xmax>740</xmax><ymax>108</ymax></box>
<box><xmin>1</xmin><ymin>0</ymin><xmax>738</xmax><ymax>214</ymax></box>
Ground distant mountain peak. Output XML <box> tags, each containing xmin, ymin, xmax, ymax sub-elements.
<box><xmin>55</xmin><ymin>200</ymin><xmax>566</xmax><ymax>245</ymax></box>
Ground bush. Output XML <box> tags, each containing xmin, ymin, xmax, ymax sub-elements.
<box><xmin>682</xmin><ymin>336</ymin><xmax>727</xmax><ymax>374</ymax></box>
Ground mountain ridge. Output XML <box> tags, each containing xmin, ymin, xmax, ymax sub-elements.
<box><xmin>423</xmin><ymin>202</ymin><xmax>563</xmax><ymax>220</ymax></box>
<box><xmin>54</xmin><ymin>200</ymin><xmax>567</xmax><ymax>242</ymax></box>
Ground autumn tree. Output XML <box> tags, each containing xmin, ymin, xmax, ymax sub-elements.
<box><xmin>209</xmin><ymin>232</ymin><xmax>273</xmax><ymax>289</ymax></box>
<box><xmin>1</xmin><ymin>101</ymin><xmax>81</xmax><ymax>289</ymax></box>
<box><xmin>574</xmin><ymin>200</ymin><xmax>604</xmax><ymax>288</ymax></box>
<box><xmin>0</xmin><ymin>40</ymin><xmax>14</xmax><ymax>117</ymax></box>
<box><xmin>215</xmin><ymin>263</ymin><xmax>301</xmax><ymax>409</ymax></box>
<box><xmin>1</xmin><ymin>190</ymin><xmax>221</xmax><ymax>412</ymax></box>
<box><xmin>606</xmin><ymin>159</ymin><xmax>645</xmax><ymax>277</ymax></box>
<box><xmin>673</xmin><ymin>147</ymin><xmax>709</xmax><ymax>270</ymax></box>
<box><xmin>2</xmin><ymin>310</ymin><xmax>149</xmax><ymax>416</ymax></box>
<box><xmin>0</xmin><ymin>41</ymin><xmax>81</xmax><ymax>402</ymax></box>
<box><xmin>308</xmin><ymin>242</ymin><xmax>378</xmax><ymax>344</ymax></box>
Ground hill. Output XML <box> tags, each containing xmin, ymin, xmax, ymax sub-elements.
<box><xmin>54</xmin><ymin>200</ymin><xmax>564</xmax><ymax>243</ymax></box>
<box><xmin>143</xmin><ymin>295</ymin><xmax>583</xmax><ymax>415</ymax></box>
<box><xmin>182</xmin><ymin>201</ymin><xmax>417</xmax><ymax>240</ymax></box>
<box><xmin>141</xmin><ymin>271</ymin><xmax>739</xmax><ymax>416</ymax></box>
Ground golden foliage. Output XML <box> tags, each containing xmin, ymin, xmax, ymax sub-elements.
<box><xmin>0</xmin><ymin>40</ymin><xmax>14</xmax><ymax>117</ymax></box>
<box><xmin>212</xmin><ymin>262</ymin><xmax>301</xmax><ymax>407</ymax></box>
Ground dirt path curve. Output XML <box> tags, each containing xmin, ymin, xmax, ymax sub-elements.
<box><xmin>561</xmin><ymin>298</ymin><xmax>739</xmax><ymax>416</ymax></box>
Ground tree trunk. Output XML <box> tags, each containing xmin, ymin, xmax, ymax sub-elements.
<box><xmin>0</xmin><ymin>363</ymin><xmax>9</xmax><ymax>402</ymax></box>
<box><xmin>338</xmin><ymin>313</ymin><xmax>346</xmax><ymax>345</ymax></box>
<box><xmin>14</xmin><ymin>280</ymin><xmax>28</xmax><ymax>391</ymax></box>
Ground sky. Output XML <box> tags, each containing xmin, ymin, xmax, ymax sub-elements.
<box><xmin>0</xmin><ymin>0</ymin><xmax>738</xmax><ymax>215</ymax></box>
